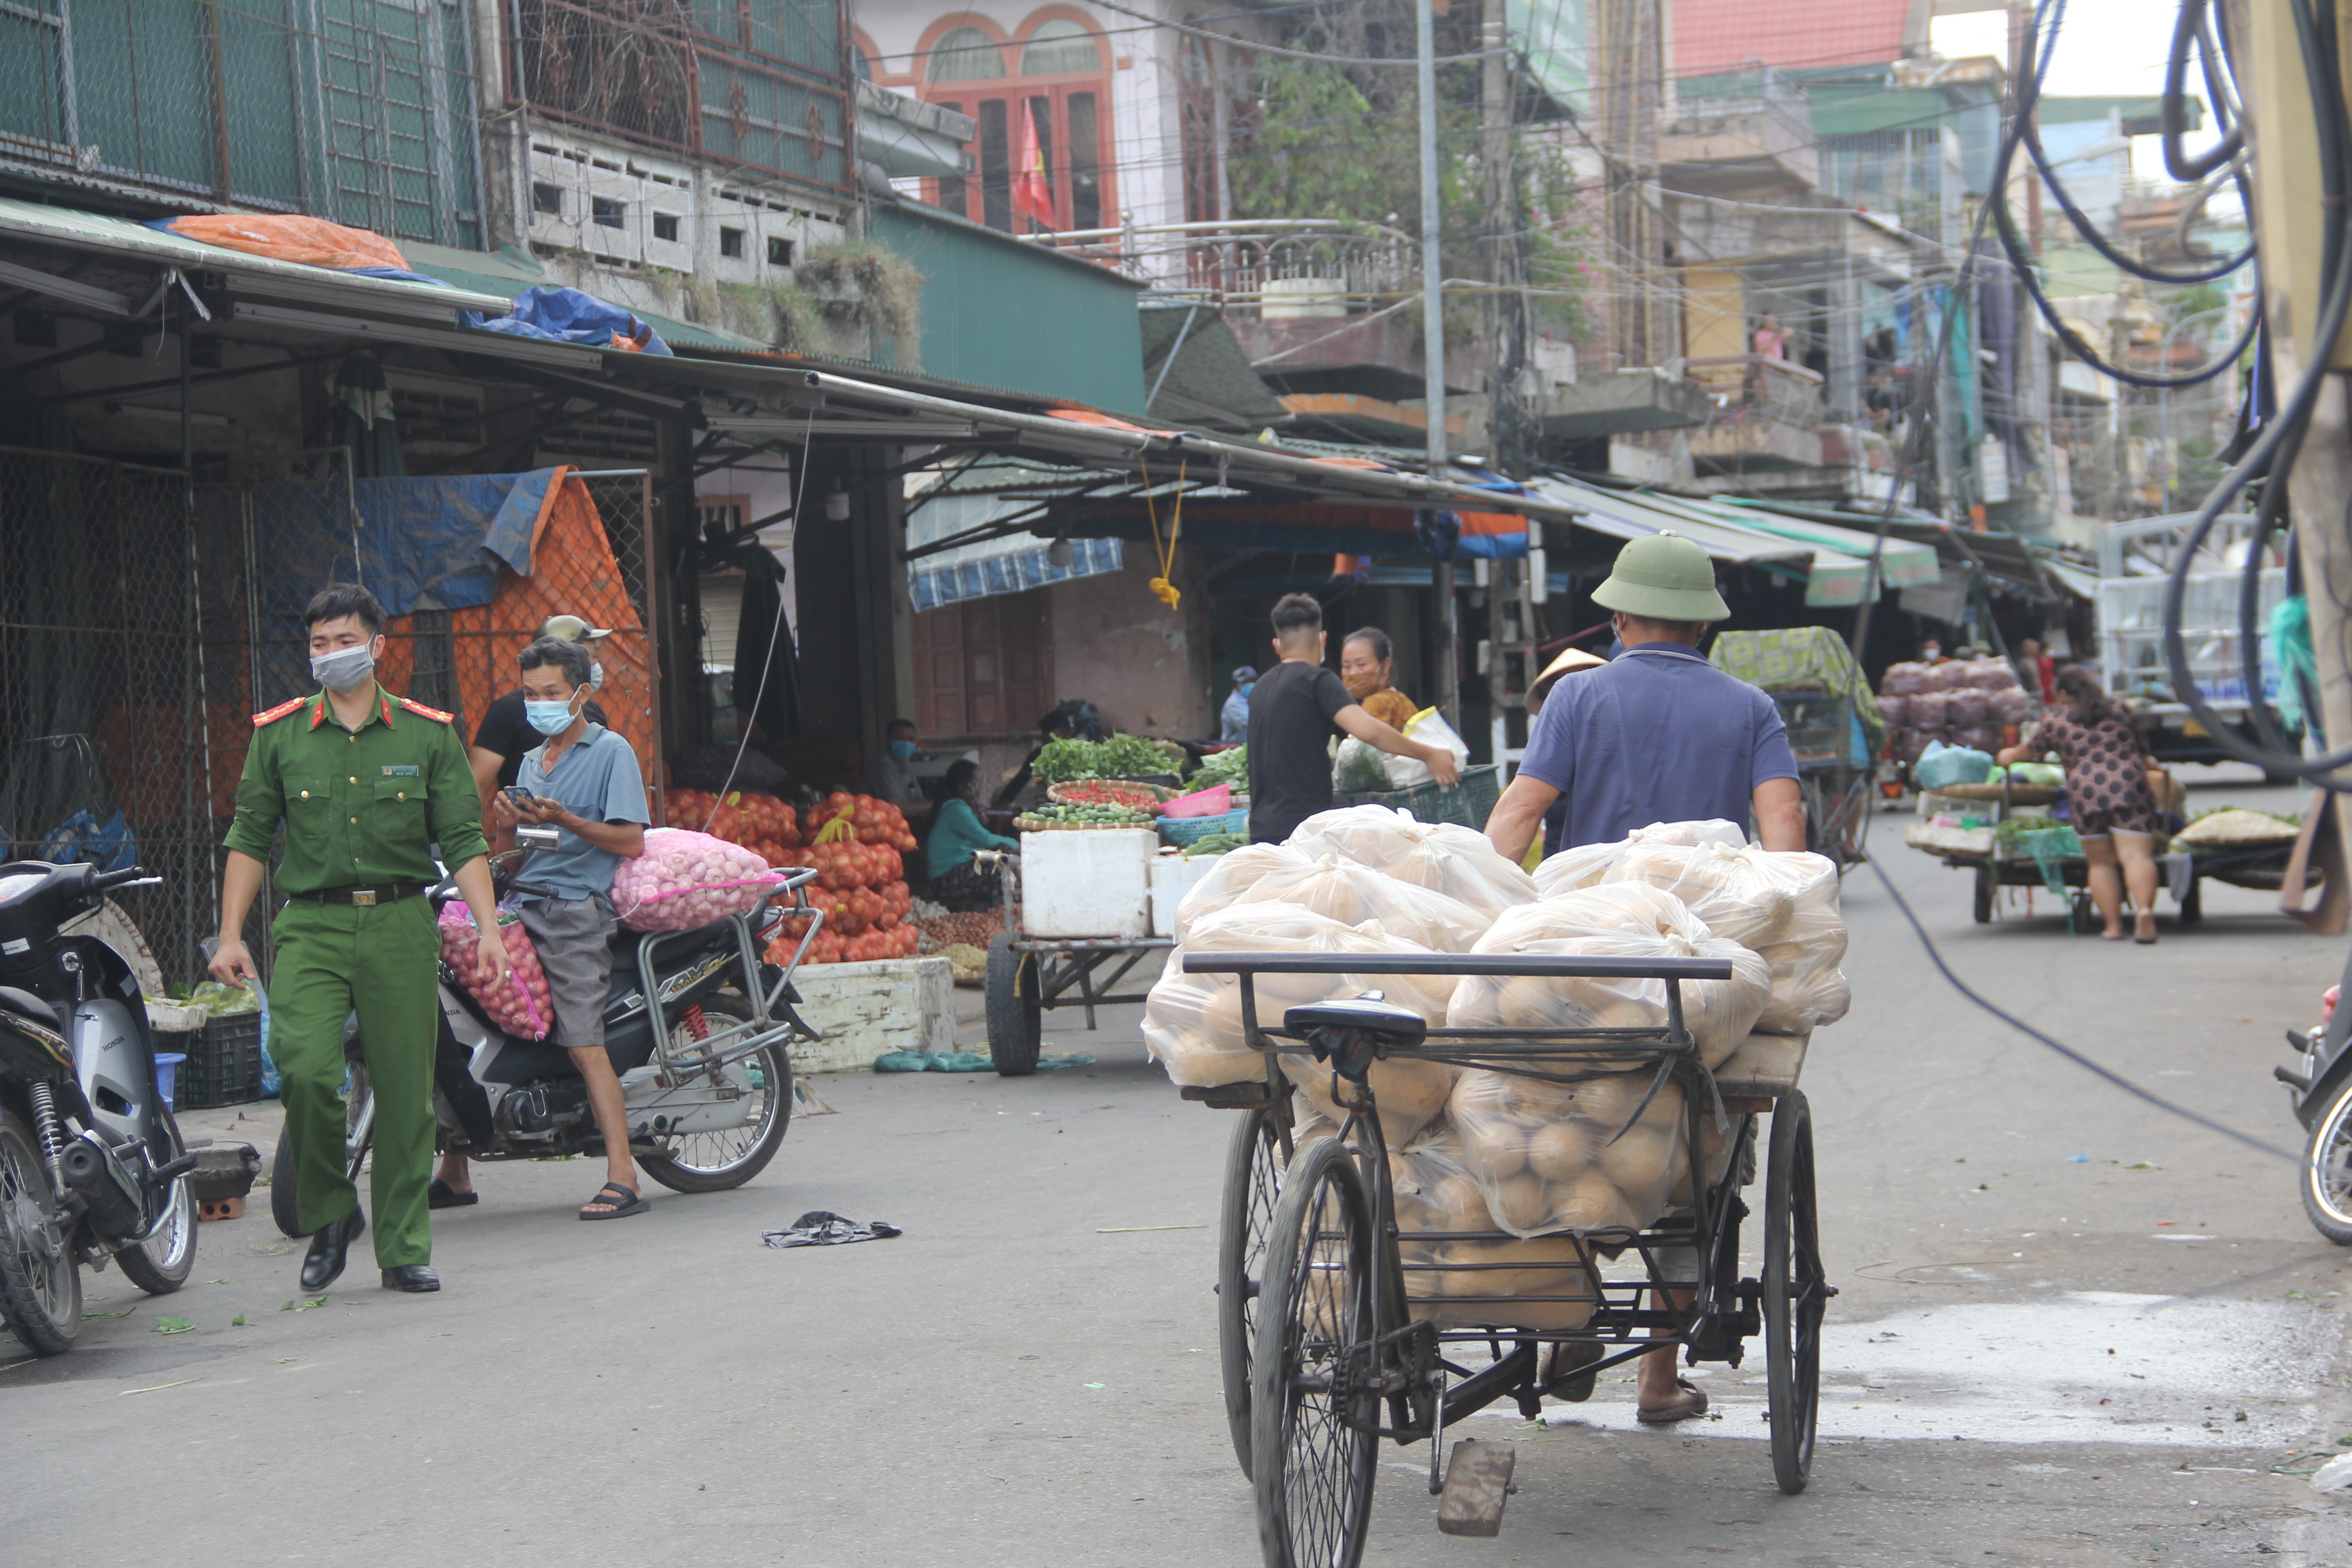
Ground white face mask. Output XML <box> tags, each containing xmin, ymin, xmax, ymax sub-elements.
<box><xmin>310</xmin><ymin>643</ymin><xmax>377</xmax><ymax>695</ymax></box>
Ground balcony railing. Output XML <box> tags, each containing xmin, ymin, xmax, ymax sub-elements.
<box><xmin>1022</xmin><ymin>219</ymin><xmax>1418</xmax><ymax>318</ymax></box>
<box><xmin>1686</xmin><ymin>354</ymin><xmax>1826</xmax><ymax>424</ymax></box>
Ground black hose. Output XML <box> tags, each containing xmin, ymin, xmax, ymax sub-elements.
<box><xmin>2023</xmin><ymin>124</ymin><xmax>2253</xmax><ymax>285</ymax></box>
<box><xmin>2165</xmin><ymin>0</ymin><xmax>2247</xmax><ymax>181</ymax></box>
<box><xmin>2162</xmin><ymin>0</ymin><xmax>2352</xmax><ymax>786</ymax></box>
<box><xmin>1869</xmin><ymin>858</ymin><xmax>2294</xmax><ymax>1163</ymax></box>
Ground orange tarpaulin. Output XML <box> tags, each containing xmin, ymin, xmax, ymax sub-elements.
<box><xmin>157</xmin><ymin>214</ymin><xmax>410</xmax><ymax>273</ymax></box>
<box><xmin>376</xmin><ymin>471</ymin><xmax>657</xmax><ymax>777</ymax></box>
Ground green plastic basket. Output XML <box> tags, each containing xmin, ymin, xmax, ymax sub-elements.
<box><xmin>1335</xmin><ymin>764</ymin><xmax>1502</xmax><ymax>830</ymax></box>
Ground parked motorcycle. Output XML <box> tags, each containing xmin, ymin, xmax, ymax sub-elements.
<box><xmin>0</xmin><ymin>860</ymin><xmax>198</xmax><ymax>1357</ymax></box>
<box><xmin>270</xmin><ymin>841</ymin><xmax>823</xmax><ymax>1233</ymax></box>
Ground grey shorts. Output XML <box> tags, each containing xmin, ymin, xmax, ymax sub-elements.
<box><xmin>516</xmin><ymin>896</ymin><xmax>617</xmax><ymax>1052</ymax></box>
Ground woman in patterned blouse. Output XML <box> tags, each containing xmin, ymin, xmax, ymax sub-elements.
<box><xmin>1998</xmin><ymin>665</ymin><xmax>2162</xmax><ymax>942</ymax></box>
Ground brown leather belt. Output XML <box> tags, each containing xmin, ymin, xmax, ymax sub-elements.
<box><xmin>284</xmin><ymin>882</ymin><xmax>429</xmax><ymax>908</ymax></box>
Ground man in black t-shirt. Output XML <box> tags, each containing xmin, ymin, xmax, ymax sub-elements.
<box><xmin>1246</xmin><ymin>593</ymin><xmax>1460</xmax><ymax>843</ymax></box>
<box><xmin>470</xmin><ymin>615</ymin><xmax>611</xmax><ymax>803</ymax></box>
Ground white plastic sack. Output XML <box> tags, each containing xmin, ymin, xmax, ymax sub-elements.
<box><xmin>1142</xmin><ymin>902</ymin><xmax>1456</xmax><ymax>1140</ymax></box>
<box><xmin>1448</xmin><ymin>1066</ymin><xmax>1694</xmax><ymax>1239</ymax></box>
<box><xmin>1446</xmin><ymin>888</ymin><xmax>1772</xmax><ymax>1066</ymax></box>
<box><xmin>1288</xmin><ymin>805</ymin><xmax>1536</xmax><ymax>920</ymax></box>
<box><xmin>1172</xmin><ymin>842</ymin><xmax>1312</xmax><ymax>938</ymax></box>
<box><xmin>1203</xmin><ymin>852</ymin><xmax>1494</xmax><ymax>953</ymax></box>
<box><xmin>1382</xmin><ymin>708</ymin><xmax>1471</xmax><ymax>789</ymax></box>
<box><xmin>1530</xmin><ymin>818</ymin><xmax>1747</xmax><ymax>898</ymax></box>
<box><xmin>1390</xmin><ymin>1127</ymin><xmax>1598</xmax><ymax>1332</ymax></box>
<box><xmin>1601</xmin><ymin>840</ymin><xmax>1838</xmax><ymax>950</ymax></box>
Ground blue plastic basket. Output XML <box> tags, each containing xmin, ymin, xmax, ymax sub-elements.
<box><xmin>153</xmin><ymin>1053</ymin><xmax>185</xmax><ymax>1110</ymax></box>
<box><xmin>1159</xmin><ymin>808</ymin><xmax>1248</xmax><ymax>847</ymax></box>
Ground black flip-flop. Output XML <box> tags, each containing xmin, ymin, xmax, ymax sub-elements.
<box><xmin>579</xmin><ymin>1181</ymin><xmax>648</xmax><ymax>1221</ymax></box>
<box><xmin>428</xmin><ymin>1178</ymin><xmax>478</xmax><ymax>1210</ymax></box>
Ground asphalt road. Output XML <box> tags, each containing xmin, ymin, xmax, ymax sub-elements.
<box><xmin>9</xmin><ymin>767</ymin><xmax>2352</xmax><ymax>1566</ymax></box>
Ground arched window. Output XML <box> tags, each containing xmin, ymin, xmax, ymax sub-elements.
<box><xmin>921</xmin><ymin>13</ymin><xmax>1112</xmax><ymax>235</ymax></box>
<box><xmin>1020</xmin><ymin>18</ymin><xmax>1101</xmax><ymax>74</ymax></box>
<box><xmin>926</xmin><ymin>27</ymin><xmax>1006</xmax><ymax>82</ymax></box>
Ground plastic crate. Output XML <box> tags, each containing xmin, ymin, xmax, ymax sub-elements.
<box><xmin>1335</xmin><ymin>764</ymin><xmax>1502</xmax><ymax>829</ymax></box>
<box><xmin>176</xmin><ymin>1013</ymin><xmax>265</xmax><ymax>1110</ymax></box>
<box><xmin>1159</xmin><ymin>808</ymin><xmax>1248</xmax><ymax>847</ymax></box>
<box><xmin>1773</xmin><ymin>692</ymin><xmax>1869</xmax><ymax>769</ymax></box>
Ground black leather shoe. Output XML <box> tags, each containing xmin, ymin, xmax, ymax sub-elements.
<box><xmin>298</xmin><ymin>1210</ymin><xmax>365</xmax><ymax>1293</ymax></box>
<box><xmin>381</xmin><ymin>1265</ymin><xmax>440</xmax><ymax>1293</ymax></box>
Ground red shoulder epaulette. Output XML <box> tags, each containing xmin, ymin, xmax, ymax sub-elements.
<box><xmin>397</xmin><ymin>697</ymin><xmax>455</xmax><ymax>724</ymax></box>
<box><xmin>252</xmin><ymin>697</ymin><xmax>307</xmax><ymax>728</ymax></box>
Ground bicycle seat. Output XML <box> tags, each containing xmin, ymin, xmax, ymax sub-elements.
<box><xmin>1284</xmin><ymin>993</ymin><xmax>1427</xmax><ymax>1047</ymax></box>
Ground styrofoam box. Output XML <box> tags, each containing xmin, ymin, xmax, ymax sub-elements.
<box><xmin>1148</xmin><ymin>851</ymin><xmax>1224</xmax><ymax>938</ymax></box>
<box><xmin>1021</xmin><ymin>828</ymin><xmax>1155</xmax><ymax>938</ymax></box>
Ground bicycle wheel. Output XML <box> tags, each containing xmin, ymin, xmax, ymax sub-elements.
<box><xmin>1250</xmin><ymin>1135</ymin><xmax>1378</xmax><ymax>1568</ymax></box>
<box><xmin>1763</xmin><ymin>1089</ymin><xmax>1824</xmax><ymax>1494</ymax></box>
<box><xmin>1217</xmin><ymin>1107</ymin><xmax>1282</xmax><ymax>1479</ymax></box>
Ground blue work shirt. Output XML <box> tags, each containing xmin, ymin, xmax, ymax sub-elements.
<box><xmin>514</xmin><ymin>724</ymin><xmax>650</xmax><ymax>902</ymax></box>
<box><xmin>1518</xmin><ymin>643</ymin><xmax>1798</xmax><ymax>848</ymax></box>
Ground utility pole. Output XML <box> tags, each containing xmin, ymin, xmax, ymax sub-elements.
<box><xmin>1418</xmin><ymin>0</ymin><xmax>1459</xmax><ymax>725</ymax></box>
<box><xmin>2242</xmin><ymin>0</ymin><xmax>2352</xmax><ymax>788</ymax></box>
<box><xmin>1481</xmin><ymin>3</ymin><xmax>1515</xmax><ymax>466</ymax></box>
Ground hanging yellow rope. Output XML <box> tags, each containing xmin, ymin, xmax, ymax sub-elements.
<box><xmin>1142</xmin><ymin>456</ymin><xmax>1186</xmax><ymax>609</ymax></box>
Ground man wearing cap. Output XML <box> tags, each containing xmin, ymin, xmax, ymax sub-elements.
<box><xmin>1220</xmin><ymin>666</ymin><xmax>1255</xmax><ymax>743</ymax></box>
<box><xmin>470</xmin><ymin>614</ymin><xmax>611</xmax><ymax>804</ymax></box>
<box><xmin>1483</xmin><ymin>532</ymin><xmax>1803</xmax><ymax>1425</ymax></box>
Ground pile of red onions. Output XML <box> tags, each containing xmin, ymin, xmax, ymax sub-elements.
<box><xmin>436</xmin><ymin>901</ymin><xmax>553</xmax><ymax>1040</ymax></box>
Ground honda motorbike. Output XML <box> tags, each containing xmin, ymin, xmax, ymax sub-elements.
<box><xmin>270</xmin><ymin>840</ymin><xmax>823</xmax><ymax>1233</ymax></box>
<box><xmin>0</xmin><ymin>860</ymin><xmax>198</xmax><ymax>1357</ymax></box>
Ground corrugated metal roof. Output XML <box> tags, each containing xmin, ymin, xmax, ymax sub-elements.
<box><xmin>1671</xmin><ymin>0</ymin><xmax>1911</xmax><ymax>79</ymax></box>
<box><xmin>397</xmin><ymin>241</ymin><xmax>772</xmax><ymax>355</ymax></box>
<box><xmin>0</xmin><ymin>196</ymin><xmax>509</xmax><ymax>316</ymax></box>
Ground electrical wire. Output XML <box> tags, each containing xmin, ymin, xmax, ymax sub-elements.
<box><xmin>2021</xmin><ymin>122</ymin><xmax>2254</xmax><ymax>285</ymax></box>
<box><xmin>2164</xmin><ymin>0</ymin><xmax>2247</xmax><ymax>181</ymax></box>
<box><xmin>2161</xmin><ymin>0</ymin><xmax>2352</xmax><ymax>787</ymax></box>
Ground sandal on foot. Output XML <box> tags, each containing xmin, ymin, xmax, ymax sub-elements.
<box><xmin>1542</xmin><ymin>1341</ymin><xmax>1604</xmax><ymax>1403</ymax></box>
<box><xmin>1636</xmin><ymin>1377</ymin><xmax>1710</xmax><ymax>1425</ymax></box>
<box><xmin>579</xmin><ymin>1181</ymin><xmax>648</xmax><ymax>1220</ymax></box>
<box><xmin>2134</xmin><ymin>914</ymin><xmax>2159</xmax><ymax>945</ymax></box>
<box><xmin>428</xmin><ymin>1178</ymin><xmax>478</xmax><ymax>1210</ymax></box>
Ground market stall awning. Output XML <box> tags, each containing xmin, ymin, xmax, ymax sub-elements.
<box><xmin>1527</xmin><ymin>475</ymin><xmax>1816</xmax><ymax>568</ymax></box>
<box><xmin>905</xmin><ymin>457</ymin><xmax>1128</xmax><ymax>609</ymax></box>
<box><xmin>1676</xmin><ymin>500</ymin><xmax>1943</xmax><ymax>593</ymax></box>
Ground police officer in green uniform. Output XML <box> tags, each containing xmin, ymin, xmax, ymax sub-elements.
<box><xmin>209</xmin><ymin>584</ymin><xmax>510</xmax><ymax>1294</ymax></box>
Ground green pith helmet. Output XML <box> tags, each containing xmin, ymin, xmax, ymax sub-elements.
<box><xmin>1590</xmin><ymin>530</ymin><xmax>1730</xmax><ymax>622</ymax></box>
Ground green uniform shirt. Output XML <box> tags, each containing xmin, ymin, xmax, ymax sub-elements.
<box><xmin>223</xmin><ymin>685</ymin><xmax>489</xmax><ymax>892</ymax></box>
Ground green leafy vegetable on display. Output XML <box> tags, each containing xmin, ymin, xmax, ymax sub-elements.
<box><xmin>1193</xmin><ymin>746</ymin><xmax>1248</xmax><ymax>787</ymax></box>
<box><xmin>1032</xmin><ymin>733</ymin><xmax>1181</xmax><ymax>784</ymax></box>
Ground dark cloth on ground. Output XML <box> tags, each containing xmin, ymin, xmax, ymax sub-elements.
<box><xmin>1246</xmin><ymin>659</ymin><xmax>1354</xmax><ymax>843</ymax></box>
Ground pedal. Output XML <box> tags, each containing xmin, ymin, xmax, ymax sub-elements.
<box><xmin>1436</xmin><ymin>1439</ymin><xmax>1516</xmax><ymax>1538</ymax></box>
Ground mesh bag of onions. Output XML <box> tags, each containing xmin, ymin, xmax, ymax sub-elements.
<box><xmin>609</xmin><ymin>828</ymin><xmax>786</xmax><ymax>932</ymax></box>
<box><xmin>1172</xmin><ymin>848</ymin><xmax>1494</xmax><ymax>953</ymax></box>
<box><xmin>436</xmin><ymin>902</ymin><xmax>552</xmax><ymax>1040</ymax></box>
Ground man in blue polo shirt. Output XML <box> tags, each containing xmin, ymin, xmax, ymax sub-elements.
<box><xmin>431</xmin><ymin>636</ymin><xmax>651</xmax><ymax>1222</ymax></box>
<box><xmin>1483</xmin><ymin>530</ymin><xmax>1803</xmax><ymax>1426</ymax></box>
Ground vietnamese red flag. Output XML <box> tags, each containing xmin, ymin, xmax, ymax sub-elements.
<box><xmin>1012</xmin><ymin>98</ymin><xmax>1055</xmax><ymax>231</ymax></box>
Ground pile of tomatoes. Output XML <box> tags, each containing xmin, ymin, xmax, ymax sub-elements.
<box><xmin>663</xmin><ymin>789</ymin><xmax>799</xmax><ymax>866</ymax></box>
<box><xmin>764</xmin><ymin>921</ymin><xmax>919</xmax><ymax>968</ymax></box>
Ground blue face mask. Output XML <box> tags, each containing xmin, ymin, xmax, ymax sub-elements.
<box><xmin>1239</xmin><ymin>683</ymin><xmax>1254</xmax><ymax>701</ymax></box>
<box><xmin>524</xmin><ymin>696</ymin><xmax>580</xmax><ymax>737</ymax></box>
<box><xmin>889</xmin><ymin>739</ymin><xmax>917</xmax><ymax>762</ymax></box>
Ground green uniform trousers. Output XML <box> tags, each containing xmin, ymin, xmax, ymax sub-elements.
<box><xmin>270</xmin><ymin>896</ymin><xmax>442</xmax><ymax>1268</ymax></box>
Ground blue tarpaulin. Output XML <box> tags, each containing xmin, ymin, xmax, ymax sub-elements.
<box><xmin>463</xmin><ymin>286</ymin><xmax>673</xmax><ymax>356</ymax></box>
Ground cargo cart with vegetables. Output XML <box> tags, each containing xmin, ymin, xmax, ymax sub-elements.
<box><xmin>978</xmin><ymin>735</ymin><xmax>1227</xmax><ymax>1077</ymax></box>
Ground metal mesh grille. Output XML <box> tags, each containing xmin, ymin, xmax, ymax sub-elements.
<box><xmin>0</xmin><ymin>454</ymin><xmax>661</xmax><ymax>989</ymax></box>
<box><xmin>0</xmin><ymin>448</ymin><xmax>248</xmax><ymax>989</ymax></box>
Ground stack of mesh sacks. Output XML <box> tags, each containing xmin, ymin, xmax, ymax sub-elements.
<box><xmin>1144</xmin><ymin>808</ymin><xmax>1841</xmax><ymax>1335</ymax></box>
<box><xmin>1879</xmin><ymin>658</ymin><xmax>2034</xmax><ymax>764</ymax></box>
